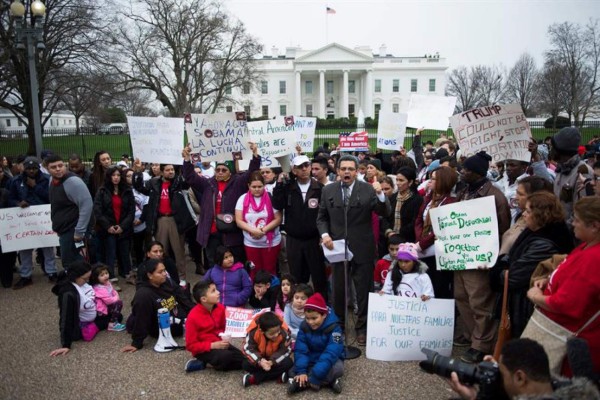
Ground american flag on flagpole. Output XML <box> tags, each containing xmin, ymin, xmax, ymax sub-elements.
<box><xmin>326</xmin><ymin>6</ymin><xmax>336</xmax><ymax>14</ymax></box>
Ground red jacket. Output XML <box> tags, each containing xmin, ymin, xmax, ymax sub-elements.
<box><xmin>185</xmin><ymin>303</ymin><xmax>226</xmax><ymax>356</ymax></box>
<box><xmin>414</xmin><ymin>194</ymin><xmax>457</xmax><ymax>250</ymax></box>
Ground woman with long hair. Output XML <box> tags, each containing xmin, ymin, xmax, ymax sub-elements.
<box><xmin>90</xmin><ymin>150</ymin><xmax>112</xmax><ymax>197</ymax></box>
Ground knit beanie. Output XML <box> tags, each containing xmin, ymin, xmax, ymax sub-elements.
<box><xmin>66</xmin><ymin>260</ymin><xmax>92</xmax><ymax>282</ymax></box>
<box><xmin>551</xmin><ymin>127</ymin><xmax>581</xmax><ymax>154</ymax></box>
<box><xmin>367</xmin><ymin>159</ymin><xmax>382</xmax><ymax>171</ymax></box>
<box><xmin>304</xmin><ymin>293</ymin><xmax>328</xmax><ymax>314</ymax></box>
<box><xmin>397</xmin><ymin>243</ymin><xmax>419</xmax><ymax>262</ymax></box>
<box><xmin>215</xmin><ymin>161</ymin><xmax>235</xmax><ymax>173</ymax></box>
<box><xmin>462</xmin><ymin>151</ymin><xmax>492</xmax><ymax>177</ymax></box>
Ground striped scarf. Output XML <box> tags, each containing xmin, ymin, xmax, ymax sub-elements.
<box><xmin>393</xmin><ymin>191</ymin><xmax>413</xmax><ymax>233</ymax></box>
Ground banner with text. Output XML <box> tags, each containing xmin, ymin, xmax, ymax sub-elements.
<box><xmin>406</xmin><ymin>94</ymin><xmax>456</xmax><ymax>131</ymax></box>
<box><xmin>338</xmin><ymin>131</ymin><xmax>369</xmax><ymax>152</ymax></box>
<box><xmin>429</xmin><ymin>196</ymin><xmax>499</xmax><ymax>270</ymax></box>
<box><xmin>0</xmin><ymin>205</ymin><xmax>59</xmax><ymax>252</ymax></box>
<box><xmin>377</xmin><ymin>111</ymin><xmax>408</xmax><ymax>150</ymax></box>
<box><xmin>449</xmin><ymin>104</ymin><xmax>532</xmax><ymax>162</ymax></box>
<box><xmin>294</xmin><ymin>116</ymin><xmax>317</xmax><ymax>153</ymax></box>
<box><xmin>186</xmin><ymin>112</ymin><xmax>250</xmax><ymax>162</ymax></box>
<box><xmin>366</xmin><ymin>293</ymin><xmax>454</xmax><ymax>361</ymax></box>
<box><xmin>224</xmin><ymin>307</ymin><xmax>270</xmax><ymax>338</ymax></box>
<box><xmin>128</xmin><ymin>116</ymin><xmax>185</xmax><ymax>165</ymax></box>
<box><xmin>247</xmin><ymin>117</ymin><xmax>296</xmax><ymax>159</ymax></box>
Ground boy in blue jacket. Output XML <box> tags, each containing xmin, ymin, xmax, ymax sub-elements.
<box><xmin>288</xmin><ymin>293</ymin><xmax>344</xmax><ymax>394</ymax></box>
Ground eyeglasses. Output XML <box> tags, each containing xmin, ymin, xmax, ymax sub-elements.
<box><xmin>215</xmin><ymin>168</ymin><xmax>229</xmax><ymax>173</ymax></box>
<box><xmin>294</xmin><ymin>163</ymin><xmax>310</xmax><ymax>169</ymax></box>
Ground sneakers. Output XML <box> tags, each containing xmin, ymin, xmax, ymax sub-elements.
<box><xmin>13</xmin><ymin>277</ymin><xmax>33</xmax><ymax>290</ymax></box>
<box><xmin>278</xmin><ymin>371</ymin><xmax>288</xmax><ymax>384</ymax></box>
<box><xmin>287</xmin><ymin>379</ymin><xmax>301</xmax><ymax>395</ymax></box>
<box><xmin>242</xmin><ymin>373</ymin><xmax>256</xmax><ymax>387</ymax></box>
<box><xmin>331</xmin><ymin>378</ymin><xmax>342</xmax><ymax>394</ymax></box>
<box><xmin>460</xmin><ymin>348</ymin><xmax>485</xmax><ymax>364</ymax></box>
<box><xmin>184</xmin><ymin>359</ymin><xmax>206</xmax><ymax>373</ymax></box>
<box><xmin>108</xmin><ymin>322</ymin><xmax>126</xmax><ymax>332</ymax></box>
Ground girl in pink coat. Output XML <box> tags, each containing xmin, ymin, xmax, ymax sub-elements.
<box><xmin>91</xmin><ymin>264</ymin><xmax>125</xmax><ymax>331</ymax></box>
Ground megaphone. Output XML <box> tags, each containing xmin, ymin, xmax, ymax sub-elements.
<box><xmin>154</xmin><ymin>308</ymin><xmax>180</xmax><ymax>352</ymax></box>
<box><xmin>275</xmin><ymin>155</ymin><xmax>291</xmax><ymax>174</ymax></box>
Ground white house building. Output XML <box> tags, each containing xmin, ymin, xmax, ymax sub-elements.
<box><xmin>0</xmin><ymin>108</ymin><xmax>84</xmax><ymax>133</ymax></box>
<box><xmin>227</xmin><ymin>43</ymin><xmax>448</xmax><ymax>120</ymax></box>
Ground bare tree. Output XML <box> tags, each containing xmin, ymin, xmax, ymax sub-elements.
<box><xmin>505</xmin><ymin>53</ymin><xmax>538</xmax><ymax>116</ymax></box>
<box><xmin>445</xmin><ymin>66</ymin><xmax>481</xmax><ymax>113</ymax></box>
<box><xmin>537</xmin><ymin>60</ymin><xmax>569</xmax><ymax>128</ymax></box>
<box><xmin>472</xmin><ymin>64</ymin><xmax>506</xmax><ymax>107</ymax></box>
<box><xmin>113</xmin><ymin>88</ymin><xmax>157</xmax><ymax>117</ymax></box>
<box><xmin>99</xmin><ymin>0</ymin><xmax>262</xmax><ymax>117</ymax></box>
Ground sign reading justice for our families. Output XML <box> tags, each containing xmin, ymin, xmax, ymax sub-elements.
<box><xmin>0</xmin><ymin>205</ymin><xmax>59</xmax><ymax>253</ymax></box>
<box><xmin>429</xmin><ymin>197</ymin><xmax>499</xmax><ymax>271</ymax></box>
<box><xmin>449</xmin><ymin>104</ymin><xmax>532</xmax><ymax>162</ymax></box>
<box><xmin>186</xmin><ymin>112</ymin><xmax>249</xmax><ymax>162</ymax></box>
<box><xmin>366</xmin><ymin>294</ymin><xmax>455</xmax><ymax>361</ymax></box>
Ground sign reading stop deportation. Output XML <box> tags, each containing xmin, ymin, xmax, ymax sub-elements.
<box><xmin>429</xmin><ymin>197</ymin><xmax>499</xmax><ymax>270</ymax></box>
<box><xmin>450</xmin><ymin>103</ymin><xmax>532</xmax><ymax>162</ymax></box>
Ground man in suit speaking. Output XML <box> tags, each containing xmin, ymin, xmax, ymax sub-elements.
<box><xmin>317</xmin><ymin>154</ymin><xmax>390</xmax><ymax>345</ymax></box>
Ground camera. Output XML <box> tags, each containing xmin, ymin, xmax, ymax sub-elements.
<box><xmin>419</xmin><ymin>348</ymin><xmax>506</xmax><ymax>400</ymax></box>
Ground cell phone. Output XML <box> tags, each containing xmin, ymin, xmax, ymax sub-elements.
<box><xmin>74</xmin><ymin>241</ymin><xmax>85</xmax><ymax>249</ymax></box>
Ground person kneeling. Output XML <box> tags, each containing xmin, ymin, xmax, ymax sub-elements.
<box><xmin>184</xmin><ymin>280</ymin><xmax>245</xmax><ymax>372</ymax></box>
<box><xmin>241</xmin><ymin>311</ymin><xmax>293</xmax><ymax>387</ymax></box>
<box><xmin>288</xmin><ymin>293</ymin><xmax>344</xmax><ymax>394</ymax></box>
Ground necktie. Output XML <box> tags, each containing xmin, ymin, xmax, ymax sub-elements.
<box><xmin>342</xmin><ymin>184</ymin><xmax>350</xmax><ymax>207</ymax></box>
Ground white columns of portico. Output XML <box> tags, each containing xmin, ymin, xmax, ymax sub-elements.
<box><xmin>319</xmin><ymin>70</ymin><xmax>326</xmax><ymax>119</ymax></box>
<box><xmin>342</xmin><ymin>70</ymin><xmax>349</xmax><ymax>118</ymax></box>
<box><xmin>365</xmin><ymin>69</ymin><xmax>373</xmax><ymax>118</ymax></box>
<box><xmin>295</xmin><ymin>71</ymin><xmax>302</xmax><ymax>115</ymax></box>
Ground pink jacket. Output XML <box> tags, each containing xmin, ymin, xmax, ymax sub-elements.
<box><xmin>93</xmin><ymin>283</ymin><xmax>120</xmax><ymax>315</ymax></box>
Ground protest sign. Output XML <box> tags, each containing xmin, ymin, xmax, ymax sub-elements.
<box><xmin>0</xmin><ymin>205</ymin><xmax>59</xmax><ymax>253</ymax></box>
<box><xmin>366</xmin><ymin>293</ymin><xmax>454</xmax><ymax>361</ymax></box>
<box><xmin>338</xmin><ymin>131</ymin><xmax>369</xmax><ymax>152</ymax></box>
<box><xmin>406</xmin><ymin>94</ymin><xmax>456</xmax><ymax>131</ymax></box>
<box><xmin>224</xmin><ymin>307</ymin><xmax>270</xmax><ymax>338</ymax></box>
<box><xmin>449</xmin><ymin>104</ymin><xmax>532</xmax><ymax>162</ymax></box>
<box><xmin>128</xmin><ymin>116</ymin><xmax>185</xmax><ymax>165</ymax></box>
<box><xmin>247</xmin><ymin>117</ymin><xmax>295</xmax><ymax>159</ymax></box>
<box><xmin>186</xmin><ymin>112</ymin><xmax>250</xmax><ymax>162</ymax></box>
<box><xmin>429</xmin><ymin>197</ymin><xmax>499</xmax><ymax>271</ymax></box>
<box><xmin>377</xmin><ymin>111</ymin><xmax>408</xmax><ymax>150</ymax></box>
<box><xmin>294</xmin><ymin>117</ymin><xmax>317</xmax><ymax>153</ymax></box>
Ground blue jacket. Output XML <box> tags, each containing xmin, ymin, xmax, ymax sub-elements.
<box><xmin>203</xmin><ymin>262</ymin><xmax>252</xmax><ymax>308</ymax></box>
<box><xmin>8</xmin><ymin>171</ymin><xmax>50</xmax><ymax>206</ymax></box>
<box><xmin>294</xmin><ymin>309</ymin><xmax>344</xmax><ymax>385</ymax></box>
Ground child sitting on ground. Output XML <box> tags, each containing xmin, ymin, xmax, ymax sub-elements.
<box><xmin>288</xmin><ymin>293</ymin><xmax>344</xmax><ymax>395</ymax></box>
<box><xmin>90</xmin><ymin>263</ymin><xmax>125</xmax><ymax>332</ymax></box>
<box><xmin>248</xmin><ymin>270</ymin><xmax>276</xmax><ymax>310</ymax></box>
<box><xmin>203</xmin><ymin>246</ymin><xmax>252</xmax><ymax>308</ymax></box>
<box><xmin>380</xmin><ymin>243</ymin><xmax>434</xmax><ymax>301</ymax></box>
<box><xmin>374</xmin><ymin>235</ymin><xmax>402</xmax><ymax>291</ymax></box>
<box><xmin>283</xmin><ymin>283</ymin><xmax>314</xmax><ymax>340</ymax></box>
<box><xmin>274</xmin><ymin>274</ymin><xmax>296</xmax><ymax>316</ymax></box>
<box><xmin>184</xmin><ymin>280</ymin><xmax>245</xmax><ymax>372</ymax></box>
<box><xmin>241</xmin><ymin>311</ymin><xmax>293</xmax><ymax>387</ymax></box>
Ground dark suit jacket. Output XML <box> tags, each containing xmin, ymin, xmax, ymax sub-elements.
<box><xmin>317</xmin><ymin>180</ymin><xmax>391</xmax><ymax>264</ymax></box>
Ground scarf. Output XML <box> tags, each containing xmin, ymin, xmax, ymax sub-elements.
<box><xmin>393</xmin><ymin>190</ymin><xmax>413</xmax><ymax>233</ymax></box>
<box><xmin>555</xmin><ymin>154</ymin><xmax>581</xmax><ymax>174</ymax></box>
<box><xmin>242</xmin><ymin>190</ymin><xmax>275</xmax><ymax>245</ymax></box>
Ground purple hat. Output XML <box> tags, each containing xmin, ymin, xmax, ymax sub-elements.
<box><xmin>397</xmin><ymin>243</ymin><xmax>419</xmax><ymax>262</ymax></box>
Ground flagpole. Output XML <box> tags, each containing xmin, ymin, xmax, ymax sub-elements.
<box><xmin>325</xmin><ymin>4</ymin><xmax>329</xmax><ymax>45</ymax></box>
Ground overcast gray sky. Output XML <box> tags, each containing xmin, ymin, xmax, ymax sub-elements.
<box><xmin>225</xmin><ymin>0</ymin><xmax>599</xmax><ymax>70</ymax></box>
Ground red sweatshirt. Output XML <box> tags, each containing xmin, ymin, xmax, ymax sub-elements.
<box><xmin>185</xmin><ymin>303</ymin><xmax>226</xmax><ymax>356</ymax></box>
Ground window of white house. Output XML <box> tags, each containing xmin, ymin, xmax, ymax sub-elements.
<box><xmin>411</xmin><ymin>79</ymin><xmax>418</xmax><ymax>92</ymax></box>
<box><xmin>280</xmin><ymin>105</ymin><xmax>287</xmax><ymax>116</ymax></box>
<box><xmin>306</xmin><ymin>104</ymin><xmax>313</xmax><ymax>117</ymax></box>
<box><xmin>374</xmin><ymin>104</ymin><xmax>381</xmax><ymax>119</ymax></box>
<box><xmin>305</xmin><ymin>81</ymin><xmax>313</xmax><ymax>95</ymax></box>
<box><xmin>392</xmin><ymin>103</ymin><xmax>399</xmax><ymax>113</ymax></box>
<box><xmin>18</xmin><ymin>120</ymin><xmax>23</xmax><ymax>127</ymax></box>
<box><xmin>5</xmin><ymin>119</ymin><xmax>11</xmax><ymax>127</ymax></box>
<box><xmin>429</xmin><ymin>79</ymin><xmax>436</xmax><ymax>92</ymax></box>
<box><xmin>349</xmin><ymin>80</ymin><xmax>355</xmax><ymax>93</ymax></box>
<box><xmin>262</xmin><ymin>105</ymin><xmax>269</xmax><ymax>117</ymax></box>
<box><xmin>392</xmin><ymin>79</ymin><xmax>399</xmax><ymax>93</ymax></box>
<box><xmin>261</xmin><ymin>81</ymin><xmax>268</xmax><ymax>94</ymax></box>
<box><xmin>279</xmin><ymin>81</ymin><xmax>286</xmax><ymax>94</ymax></box>
<box><xmin>244</xmin><ymin>105</ymin><xmax>251</xmax><ymax>117</ymax></box>
<box><xmin>226</xmin><ymin>106</ymin><xmax>233</xmax><ymax>112</ymax></box>
<box><xmin>243</xmin><ymin>83</ymin><xmax>250</xmax><ymax>94</ymax></box>
<box><xmin>348</xmin><ymin>104</ymin><xmax>355</xmax><ymax>118</ymax></box>
<box><xmin>225</xmin><ymin>84</ymin><xmax>232</xmax><ymax>95</ymax></box>
<box><xmin>374</xmin><ymin>79</ymin><xmax>381</xmax><ymax>93</ymax></box>
<box><xmin>326</xmin><ymin>80</ymin><xmax>334</xmax><ymax>94</ymax></box>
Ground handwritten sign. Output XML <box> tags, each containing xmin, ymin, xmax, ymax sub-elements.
<box><xmin>377</xmin><ymin>111</ymin><xmax>408</xmax><ymax>150</ymax></box>
<box><xmin>186</xmin><ymin>112</ymin><xmax>250</xmax><ymax>162</ymax></box>
<box><xmin>366</xmin><ymin>293</ymin><xmax>454</xmax><ymax>361</ymax></box>
<box><xmin>0</xmin><ymin>205</ymin><xmax>59</xmax><ymax>252</ymax></box>
<box><xmin>224</xmin><ymin>307</ymin><xmax>270</xmax><ymax>338</ymax></box>
<box><xmin>338</xmin><ymin>131</ymin><xmax>369</xmax><ymax>152</ymax></box>
<box><xmin>429</xmin><ymin>197</ymin><xmax>499</xmax><ymax>271</ymax></box>
<box><xmin>294</xmin><ymin>116</ymin><xmax>317</xmax><ymax>153</ymax></box>
<box><xmin>449</xmin><ymin>104</ymin><xmax>532</xmax><ymax>162</ymax></box>
<box><xmin>406</xmin><ymin>94</ymin><xmax>456</xmax><ymax>131</ymax></box>
<box><xmin>128</xmin><ymin>116</ymin><xmax>185</xmax><ymax>165</ymax></box>
<box><xmin>247</xmin><ymin>117</ymin><xmax>295</xmax><ymax>158</ymax></box>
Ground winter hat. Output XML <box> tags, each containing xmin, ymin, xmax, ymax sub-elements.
<box><xmin>552</xmin><ymin>127</ymin><xmax>581</xmax><ymax>154</ymax></box>
<box><xmin>396</xmin><ymin>166</ymin><xmax>416</xmax><ymax>182</ymax></box>
<box><xmin>23</xmin><ymin>156</ymin><xmax>40</xmax><ymax>169</ymax></box>
<box><xmin>66</xmin><ymin>260</ymin><xmax>92</xmax><ymax>282</ymax></box>
<box><xmin>463</xmin><ymin>151</ymin><xmax>492</xmax><ymax>177</ymax></box>
<box><xmin>427</xmin><ymin>159</ymin><xmax>441</xmax><ymax>173</ymax></box>
<box><xmin>434</xmin><ymin>148</ymin><xmax>449</xmax><ymax>160</ymax></box>
<box><xmin>397</xmin><ymin>243</ymin><xmax>419</xmax><ymax>262</ymax></box>
<box><xmin>368</xmin><ymin>159</ymin><xmax>382</xmax><ymax>171</ymax></box>
<box><xmin>215</xmin><ymin>161</ymin><xmax>234</xmax><ymax>173</ymax></box>
<box><xmin>304</xmin><ymin>293</ymin><xmax>328</xmax><ymax>314</ymax></box>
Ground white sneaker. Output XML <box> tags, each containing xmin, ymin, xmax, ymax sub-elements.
<box><xmin>179</xmin><ymin>280</ymin><xmax>187</xmax><ymax>288</ymax></box>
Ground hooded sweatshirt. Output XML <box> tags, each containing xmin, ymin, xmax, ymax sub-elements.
<box><xmin>203</xmin><ymin>262</ymin><xmax>252</xmax><ymax>307</ymax></box>
<box><xmin>51</xmin><ymin>278</ymin><xmax>82</xmax><ymax>349</ymax></box>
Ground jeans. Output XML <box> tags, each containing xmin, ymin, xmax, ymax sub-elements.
<box><xmin>18</xmin><ymin>247</ymin><xmax>57</xmax><ymax>278</ymax></box>
<box><xmin>58</xmin><ymin>229</ymin><xmax>83</xmax><ymax>269</ymax></box>
<box><xmin>289</xmin><ymin>359</ymin><xmax>344</xmax><ymax>386</ymax></box>
<box><xmin>96</xmin><ymin>231</ymin><xmax>132</xmax><ymax>278</ymax></box>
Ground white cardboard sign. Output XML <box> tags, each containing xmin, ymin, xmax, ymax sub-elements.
<box><xmin>224</xmin><ymin>307</ymin><xmax>270</xmax><ymax>338</ymax></box>
<box><xmin>406</xmin><ymin>94</ymin><xmax>456</xmax><ymax>131</ymax></box>
<box><xmin>377</xmin><ymin>111</ymin><xmax>408</xmax><ymax>150</ymax></box>
<box><xmin>0</xmin><ymin>205</ymin><xmax>59</xmax><ymax>252</ymax></box>
<box><xmin>186</xmin><ymin>112</ymin><xmax>250</xmax><ymax>162</ymax></box>
<box><xmin>294</xmin><ymin>117</ymin><xmax>317</xmax><ymax>153</ymax></box>
<box><xmin>247</xmin><ymin>117</ymin><xmax>296</xmax><ymax>158</ymax></box>
<box><xmin>128</xmin><ymin>116</ymin><xmax>185</xmax><ymax>165</ymax></box>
